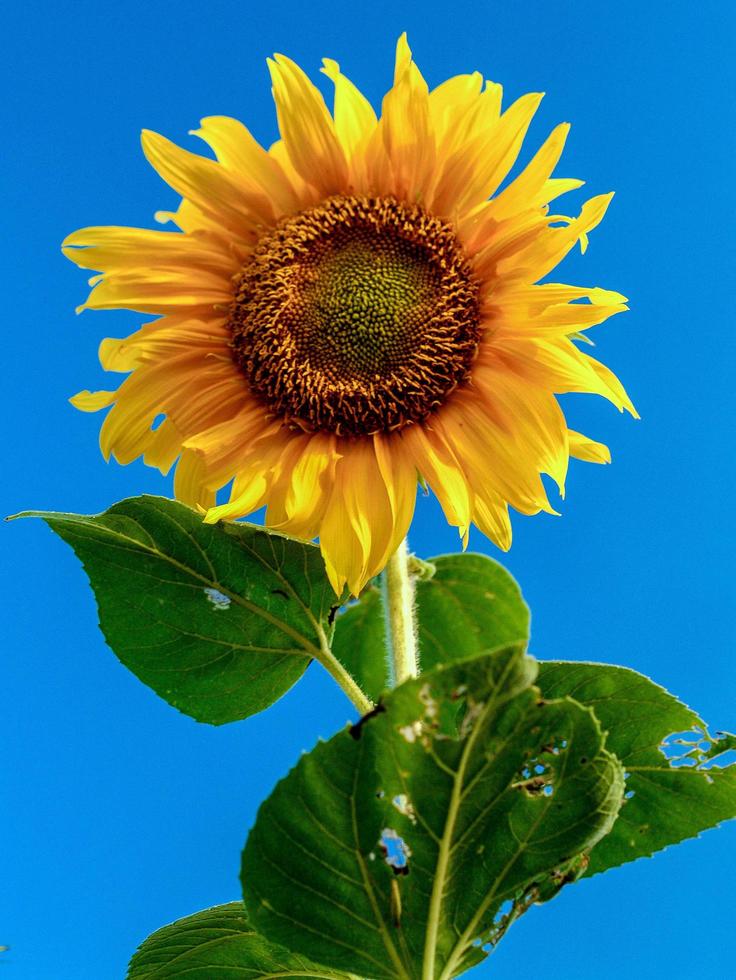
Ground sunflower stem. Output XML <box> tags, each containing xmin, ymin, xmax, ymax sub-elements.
<box><xmin>315</xmin><ymin>627</ymin><xmax>374</xmax><ymax>716</ymax></box>
<box><xmin>384</xmin><ymin>537</ymin><xmax>419</xmax><ymax>686</ymax></box>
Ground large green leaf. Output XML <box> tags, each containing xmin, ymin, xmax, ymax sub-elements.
<box><xmin>333</xmin><ymin>553</ymin><xmax>530</xmax><ymax>700</ymax></box>
<box><xmin>536</xmin><ymin>662</ymin><xmax>736</xmax><ymax>876</ymax></box>
<box><xmin>416</xmin><ymin>554</ymin><xmax>530</xmax><ymax>670</ymax></box>
<box><xmin>241</xmin><ymin>648</ymin><xmax>624</xmax><ymax>980</ymax></box>
<box><xmin>127</xmin><ymin>902</ymin><xmax>351</xmax><ymax>979</ymax></box>
<box><xmin>18</xmin><ymin>496</ymin><xmax>336</xmax><ymax>724</ymax></box>
<box><xmin>331</xmin><ymin>590</ymin><xmax>388</xmax><ymax>703</ymax></box>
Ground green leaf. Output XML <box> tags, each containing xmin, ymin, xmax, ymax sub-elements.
<box><xmin>127</xmin><ymin>902</ymin><xmax>351</xmax><ymax>979</ymax></box>
<box><xmin>331</xmin><ymin>590</ymin><xmax>387</xmax><ymax>703</ymax></box>
<box><xmin>332</xmin><ymin>553</ymin><xmax>530</xmax><ymax>700</ymax></box>
<box><xmin>241</xmin><ymin>648</ymin><xmax>623</xmax><ymax>979</ymax></box>
<box><xmin>416</xmin><ymin>554</ymin><xmax>530</xmax><ymax>671</ymax></box>
<box><xmin>536</xmin><ymin>662</ymin><xmax>736</xmax><ymax>876</ymax></box>
<box><xmin>17</xmin><ymin>495</ymin><xmax>336</xmax><ymax>725</ymax></box>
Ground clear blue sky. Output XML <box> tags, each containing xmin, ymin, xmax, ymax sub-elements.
<box><xmin>3</xmin><ymin>1</ymin><xmax>734</xmax><ymax>977</ymax></box>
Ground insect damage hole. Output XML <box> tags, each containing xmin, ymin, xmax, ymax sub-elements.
<box><xmin>392</xmin><ymin>793</ymin><xmax>417</xmax><ymax>823</ymax></box>
<box><xmin>379</xmin><ymin>828</ymin><xmax>411</xmax><ymax>875</ymax></box>
<box><xmin>660</xmin><ymin>728</ymin><xmax>736</xmax><ymax>770</ymax></box>
<box><xmin>515</xmin><ymin>752</ymin><xmax>556</xmax><ymax>797</ymax></box>
<box><xmin>204</xmin><ymin>587</ymin><xmax>231</xmax><ymax>610</ymax></box>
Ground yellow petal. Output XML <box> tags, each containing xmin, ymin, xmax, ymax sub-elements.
<box><xmin>490</xmin><ymin>297</ymin><xmax>628</xmax><ymax>340</ymax></box>
<box><xmin>168</xmin><ymin>371</ymin><xmax>245</xmax><ymax>436</ymax></box>
<box><xmin>141</xmin><ymin>129</ymin><xmax>263</xmax><ymax>238</ymax></box>
<box><xmin>321</xmin><ymin>59</ymin><xmax>378</xmax><ymax>160</ymax></box>
<box><xmin>192</xmin><ymin>115</ymin><xmax>300</xmax><ymax>214</ymax></box>
<box><xmin>75</xmin><ymin>267</ymin><xmax>233</xmax><ymax>315</ymax></box>
<box><xmin>439</xmin><ymin>390</ymin><xmax>562</xmax><ymax>514</ymax></box>
<box><xmin>473</xmin><ymin>492</ymin><xmax>512</xmax><ymax>552</ymax></box>
<box><xmin>261</xmin><ymin>431</ymin><xmax>328</xmax><ymax>535</ymax></box>
<box><xmin>400</xmin><ymin>423</ymin><xmax>472</xmax><ymax>537</ymax></box>
<box><xmin>282</xmin><ymin>433</ymin><xmax>340</xmax><ymax>538</ymax></box>
<box><xmin>485</xmin><ymin>334</ymin><xmax>637</xmax><ymax>416</ymax></box>
<box><xmin>487</xmin><ymin>122</ymin><xmax>571</xmax><ymax>221</ymax></box>
<box><xmin>318</xmin><ymin>458</ymin><xmax>366</xmax><ymax>596</ymax></box>
<box><xmin>174</xmin><ymin>448</ymin><xmax>216</xmax><ymax>509</ymax></box>
<box><xmin>143</xmin><ymin>418</ymin><xmax>183</xmax><ymax>474</ymax></box>
<box><xmin>428</xmin><ymin>72</ymin><xmax>484</xmax><ymax>143</ymax></box>
<box><xmin>585</xmin><ymin>354</ymin><xmax>639</xmax><ymax>417</ymax></box>
<box><xmin>535</xmin><ymin>300</ymin><xmax>628</xmax><ymax>332</ymax></box>
<box><xmin>542</xmin><ymin>177</ymin><xmax>585</xmax><ymax>204</ymax></box>
<box><xmin>62</xmin><ymin>225</ymin><xmax>236</xmax><ymax>279</ymax></box>
<box><xmin>70</xmin><ymin>389</ymin><xmax>116</xmax><ymax>412</ymax></box>
<box><xmin>466</xmin><ymin>208</ymin><xmax>550</xmax><ymax>276</ymax></box>
<box><xmin>183</xmin><ymin>409</ymin><xmax>281</xmax><ymax>491</ymax></box>
<box><xmin>498</xmin><ymin>193</ymin><xmax>614</xmax><ymax>283</ymax></box>
<box><xmin>378</xmin><ymin>33</ymin><xmax>436</xmax><ymax>200</ymax></box>
<box><xmin>373</xmin><ymin>432</ymin><xmax>417</xmax><ymax>540</ymax></box>
<box><xmin>489</xmin><ymin>282</ymin><xmax>628</xmax><ymax>312</ymax></box>
<box><xmin>95</xmin><ymin>352</ymin><xmax>240</xmax><ymax>465</ymax></box>
<box><xmin>203</xmin><ymin>428</ymin><xmax>293</xmax><ymax>524</ymax></box>
<box><xmin>393</xmin><ymin>32</ymin><xmax>412</xmax><ymax>84</ymax></box>
<box><xmin>98</xmin><ymin>316</ymin><xmax>229</xmax><ymax>373</ymax></box>
<box><xmin>431</xmin><ymin>90</ymin><xmax>543</xmax><ymax>217</ymax></box>
<box><xmin>154</xmin><ymin>198</ymin><xmax>246</xmax><ymax>251</ymax></box>
<box><xmin>267</xmin><ymin>139</ymin><xmax>320</xmax><ymax>206</ymax></box>
<box><xmin>268</xmin><ymin>54</ymin><xmax>348</xmax><ymax>196</ymax></box>
<box><xmin>319</xmin><ymin>439</ymin><xmax>408</xmax><ymax>596</ymax></box>
<box><xmin>568</xmin><ymin>430</ymin><xmax>611</xmax><ymax>464</ymax></box>
<box><xmin>490</xmin><ymin>376</ymin><xmax>569</xmax><ymax>497</ymax></box>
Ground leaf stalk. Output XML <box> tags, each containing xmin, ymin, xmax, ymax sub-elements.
<box><xmin>385</xmin><ymin>537</ymin><xmax>419</xmax><ymax>685</ymax></box>
<box><xmin>315</xmin><ymin>626</ymin><xmax>374</xmax><ymax>715</ymax></box>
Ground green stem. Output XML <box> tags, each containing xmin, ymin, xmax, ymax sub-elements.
<box><xmin>384</xmin><ymin>537</ymin><xmax>419</xmax><ymax>686</ymax></box>
<box><xmin>315</xmin><ymin>626</ymin><xmax>374</xmax><ymax>716</ymax></box>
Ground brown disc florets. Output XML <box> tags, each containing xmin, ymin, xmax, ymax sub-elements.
<box><xmin>227</xmin><ymin>195</ymin><xmax>482</xmax><ymax>436</ymax></box>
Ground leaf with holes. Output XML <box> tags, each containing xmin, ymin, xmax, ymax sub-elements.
<box><xmin>241</xmin><ymin>647</ymin><xmax>624</xmax><ymax>979</ymax></box>
<box><xmin>16</xmin><ymin>495</ymin><xmax>336</xmax><ymax>724</ymax></box>
<box><xmin>127</xmin><ymin>902</ymin><xmax>351</xmax><ymax>979</ymax></box>
<box><xmin>333</xmin><ymin>553</ymin><xmax>530</xmax><ymax>700</ymax></box>
<box><xmin>536</xmin><ymin>661</ymin><xmax>736</xmax><ymax>876</ymax></box>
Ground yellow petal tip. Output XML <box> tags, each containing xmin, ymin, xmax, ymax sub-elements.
<box><xmin>321</xmin><ymin>57</ymin><xmax>339</xmax><ymax>79</ymax></box>
<box><xmin>69</xmin><ymin>389</ymin><xmax>116</xmax><ymax>412</ymax></box>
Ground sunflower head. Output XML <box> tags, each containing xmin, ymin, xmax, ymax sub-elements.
<box><xmin>64</xmin><ymin>34</ymin><xmax>636</xmax><ymax>596</ymax></box>
<box><xmin>228</xmin><ymin>194</ymin><xmax>482</xmax><ymax>436</ymax></box>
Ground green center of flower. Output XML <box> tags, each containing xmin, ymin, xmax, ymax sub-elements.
<box><xmin>296</xmin><ymin>236</ymin><xmax>441</xmax><ymax>379</ymax></box>
<box><xmin>228</xmin><ymin>195</ymin><xmax>482</xmax><ymax>436</ymax></box>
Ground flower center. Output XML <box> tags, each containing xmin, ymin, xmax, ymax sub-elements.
<box><xmin>228</xmin><ymin>195</ymin><xmax>482</xmax><ymax>436</ymax></box>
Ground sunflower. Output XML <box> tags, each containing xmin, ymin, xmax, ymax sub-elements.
<box><xmin>64</xmin><ymin>35</ymin><xmax>636</xmax><ymax>596</ymax></box>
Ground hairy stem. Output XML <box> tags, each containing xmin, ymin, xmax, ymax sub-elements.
<box><xmin>314</xmin><ymin>626</ymin><xmax>374</xmax><ymax>716</ymax></box>
<box><xmin>384</xmin><ymin>537</ymin><xmax>419</xmax><ymax>685</ymax></box>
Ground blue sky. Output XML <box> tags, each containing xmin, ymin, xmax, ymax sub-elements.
<box><xmin>2</xmin><ymin>1</ymin><xmax>734</xmax><ymax>977</ymax></box>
